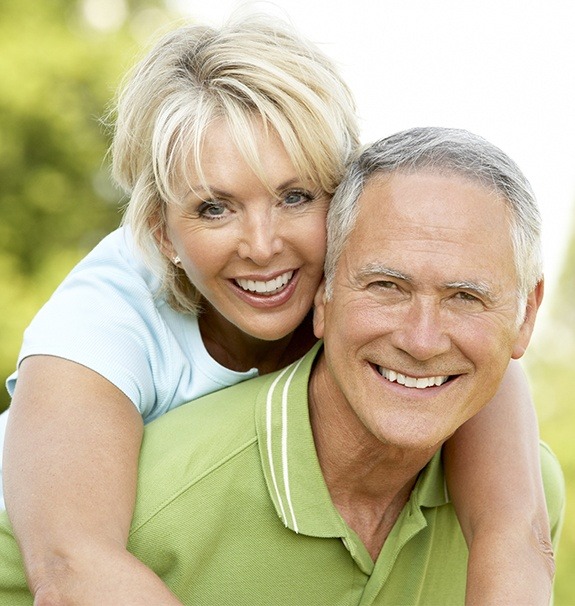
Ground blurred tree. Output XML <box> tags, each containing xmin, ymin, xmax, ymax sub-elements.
<box><xmin>0</xmin><ymin>0</ymin><xmax>177</xmax><ymax>410</ymax></box>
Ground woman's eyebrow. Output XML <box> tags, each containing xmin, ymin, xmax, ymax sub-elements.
<box><xmin>182</xmin><ymin>177</ymin><xmax>306</xmax><ymax>201</ymax></box>
<box><xmin>181</xmin><ymin>185</ymin><xmax>228</xmax><ymax>201</ymax></box>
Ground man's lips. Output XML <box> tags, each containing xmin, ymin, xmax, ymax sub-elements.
<box><xmin>377</xmin><ymin>366</ymin><xmax>452</xmax><ymax>389</ymax></box>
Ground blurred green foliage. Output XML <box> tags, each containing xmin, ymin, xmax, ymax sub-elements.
<box><xmin>0</xmin><ymin>0</ymin><xmax>176</xmax><ymax>408</ymax></box>
<box><xmin>0</xmin><ymin>1</ymin><xmax>574</xmax><ymax>603</ymax></box>
<box><xmin>526</xmin><ymin>226</ymin><xmax>575</xmax><ymax>606</ymax></box>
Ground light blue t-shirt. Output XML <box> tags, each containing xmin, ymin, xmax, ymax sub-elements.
<box><xmin>0</xmin><ymin>227</ymin><xmax>258</xmax><ymax>507</ymax></box>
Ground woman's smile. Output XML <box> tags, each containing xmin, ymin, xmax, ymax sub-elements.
<box><xmin>234</xmin><ymin>270</ymin><xmax>295</xmax><ymax>296</ymax></box>
<box><xmin>229</xmin><ymin>269</ymin><xmax>300</xmax><ymax>309</ymax></box>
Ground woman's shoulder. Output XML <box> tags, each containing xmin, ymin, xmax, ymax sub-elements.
<box><xmin>69</xmin><ymin>226</ymin><xmax>161</xmax><ymax>293</ymax></box>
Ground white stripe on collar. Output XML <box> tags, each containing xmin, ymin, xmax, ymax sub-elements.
<box><xmin>265</xmin><ymin>357</ymin><xmax>305</xmax><ymax>533</ymax></box>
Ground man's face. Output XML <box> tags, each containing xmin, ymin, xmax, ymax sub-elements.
<box><xmin>314</xmin><ymin>170</ymin><xmax>542</xmax><ymax>452</ymax></box>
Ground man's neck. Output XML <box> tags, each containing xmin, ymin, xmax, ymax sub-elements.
<box><xmin>308</xmin><ymin>353</ymin><xmax>438</xmax><ymax>561</ymax></box>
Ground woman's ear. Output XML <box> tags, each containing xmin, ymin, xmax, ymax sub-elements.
<box><xmin>313</xmin><ymin>278</ymin><xmax>327</xmax><ymax>339</ymax></box>
<box><xmin>149</xmin><ymin>217</ymin><xmax>174</xmax><ymax>261</ymax></box>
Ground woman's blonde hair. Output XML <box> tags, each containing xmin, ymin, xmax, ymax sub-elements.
<box><xmin>112</xmin><ymin>13</ymin><xmax>359</xmax><ymax>314</ymax></box>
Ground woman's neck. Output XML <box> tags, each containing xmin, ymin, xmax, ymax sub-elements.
<box><xmin>198</xmin><ymin>306</ymin><xmax>317</xmax><ymax>375</ymax></box>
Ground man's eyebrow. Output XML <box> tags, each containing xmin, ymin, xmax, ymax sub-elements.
<box><xmin>357</xmin><ymin>264</ymin><xmax>411</xmax><ymax>282</ymax></box>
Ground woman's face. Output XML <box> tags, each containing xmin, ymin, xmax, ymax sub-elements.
<box><xmin>162</xmin><ymin>118</ymin><xmax>329</xmax><ymax>342</ymax></box>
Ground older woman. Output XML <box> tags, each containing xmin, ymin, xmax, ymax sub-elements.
<box><xmin>2</xmin><ymin>13</ymin><xmax>551</xmax><ymax>605</ymax></box>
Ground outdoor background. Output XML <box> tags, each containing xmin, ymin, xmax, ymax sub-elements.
<box><xmin>1</xmin><ymin>0</ymin><xmax>573</xmax><ymax>602</ymax></box>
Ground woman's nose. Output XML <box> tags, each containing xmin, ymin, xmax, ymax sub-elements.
<box><xmin>237</xmin><ymin>212</ymin><xmax>283</xmax><ymax>265</ymax></box>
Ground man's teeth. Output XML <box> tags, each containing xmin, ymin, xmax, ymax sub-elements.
<box><xmin>236</xmin><ymin>271</ymin><xmax>294</xmax><ymax>295</ymax></box>
<box><xmin>378</xmin><ymin>367</ymin><xmax>449</xmax><ymax>389</ymax></box>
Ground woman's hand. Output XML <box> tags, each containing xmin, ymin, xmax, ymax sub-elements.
<box><xmin>444</xmin><ymin>360</ymin><xmax>555</xmax><ymax>605</ymax></box>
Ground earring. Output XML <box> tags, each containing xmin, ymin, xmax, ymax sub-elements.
<box><xmin>173</xmin><ymin>256</ymin><xmax>181</xmax><ymax>266</ymax></box>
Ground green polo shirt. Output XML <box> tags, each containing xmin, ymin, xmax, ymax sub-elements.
<box><xmin>0</xmin><ymin>343</ymin><xmax>565</xmax><ymax>605</ymax></box>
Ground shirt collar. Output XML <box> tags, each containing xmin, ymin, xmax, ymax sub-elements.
<box><xmin>255</xmin><ymin>342</ymin><xmax>449</xmax><ymax>538</ymax></box>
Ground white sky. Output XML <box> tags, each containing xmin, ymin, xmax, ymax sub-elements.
<box><xmin>172</xmin><ymin>0</ymin><xmax>575</xmax><ymax>325</ymax></box>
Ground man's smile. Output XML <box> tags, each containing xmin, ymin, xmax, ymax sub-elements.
<box><xmin>377</xmin><ymin>366</ymin><xmax>451</xmax><ymax>389</ymax></box>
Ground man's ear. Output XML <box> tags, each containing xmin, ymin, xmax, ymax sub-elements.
<box><xmin>313</xmin><ymin>278</ymin><xmax>327</xmax><ymax>339</ymax></box>
<box><xmin>511</xmin><ymin>279</ymin><xmax>544</xmax><ymax>359</ymax></box>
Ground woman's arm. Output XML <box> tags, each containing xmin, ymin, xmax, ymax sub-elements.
<box><xmin>4</xmin><ymin>355</ymin><xmax>182</xmax><ymax>605</ymax></box>
<box><xmin>444</xmin><ymin>360</ymin><xmax>555</xmax><ymax>605</ymax></box>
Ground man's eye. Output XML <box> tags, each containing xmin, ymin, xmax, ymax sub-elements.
<box><xmin>454</xmin><ymin>291</ymin><xmax>480</xmax><ymax>303</ymax></box>
<box><xmin>372</xmin><ymin>280</ymin><xmax>398</xmax><ymax>289</ymax></box>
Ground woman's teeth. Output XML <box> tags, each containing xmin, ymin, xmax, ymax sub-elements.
<box><xmin>378</xmin><ymin>367</ymin><xmax>449</xmax><ymax>389</ymax></box>
<box><xmin>235</xmin><ymin>271</ymin><xmax>294</xmax><ymax>295</ymax></box>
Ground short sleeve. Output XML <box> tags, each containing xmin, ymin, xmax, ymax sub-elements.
<box><xmin>539</xmin><ymin>441</ymin><xmax>565</xmax><ymax>550</ymax></box>
<box><xmin>5</xmin><ymin>229</ymin><xmax>169</xmax><ymax>418</ymax></box>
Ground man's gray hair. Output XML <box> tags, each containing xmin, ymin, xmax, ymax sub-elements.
<box><xmin>325</xmin><ymin>127</ymin><xmax>543</xmax><ymax>312</ymax></box>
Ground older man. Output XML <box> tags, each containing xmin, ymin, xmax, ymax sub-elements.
<box><xmin>0</xmin><ymin>128</ymin><xmax>564</xmax><ymax>604</ymax></box>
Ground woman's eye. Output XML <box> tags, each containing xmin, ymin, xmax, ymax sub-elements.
<box><xmin>198</xmin><ymin>201</ymin><xmax>228</xmax><ymax>219</ymax></box>
<box><xmin>283</xmin><ymin>190</ymin><xmax>313</xmax><ymax>206</ymax></box>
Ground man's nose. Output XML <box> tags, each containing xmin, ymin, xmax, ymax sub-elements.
<box><xmin>390</xmin><ymin>297</ymin><xmax>451</xmax><ymax>361</ymax></box>
<box><xmin>237</xmin><ymin>211</ymin><xmax>283</xmax><ymax>266</ymax></box>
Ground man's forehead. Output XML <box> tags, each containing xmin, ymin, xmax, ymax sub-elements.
<box><xmin>341</xmin><ymin>170</ymin><xmax>517</xmax><ymax>288</ymax></box>
<box><xmin>355</xmin><ymin>170</ymin><xmax>510</xmax><ymax>231</ymax></box>
<box><xmin>361</xmin><ymin>168</ymin><xmax>500</xmax><ymax>200</ymax></box>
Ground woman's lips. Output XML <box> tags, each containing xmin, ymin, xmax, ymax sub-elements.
<box><xmin>230</xmin><ymin>270</ymin><xmax>299</xmax><ymax>308</ymax></box>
